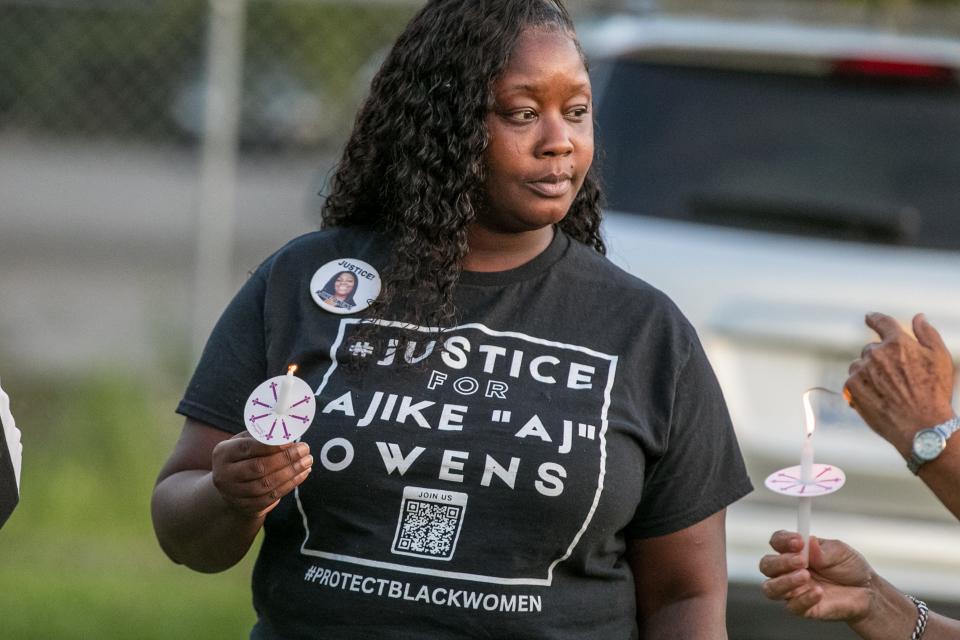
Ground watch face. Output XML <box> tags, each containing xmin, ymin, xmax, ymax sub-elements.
<box><xmin>914</xmin><ymin>429</ymin><xmax>946</xmax><ymax>461</ymax></box>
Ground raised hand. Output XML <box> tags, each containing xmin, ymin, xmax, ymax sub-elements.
<box><xmin>845</xmin><ymin>312</ymin><xmax>955</xmax><ymax>455</ymax></box>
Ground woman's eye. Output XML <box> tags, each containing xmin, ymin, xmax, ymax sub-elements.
<box><xmin>568</xmin><ymin>106</ymin><xmax>590</xmax><ymax>120</ymax></box>
<box><xmin>507</xmin><ymin>109</ymin><xmax>537</xmax><ymax>122</ymax></box>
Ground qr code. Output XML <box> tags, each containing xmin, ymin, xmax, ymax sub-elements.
<box><xmin>391</xmin><ymin>487</ymin><xmax>467</xmax><ymax>561</ymax></box>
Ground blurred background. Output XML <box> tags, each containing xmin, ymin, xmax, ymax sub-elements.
<box><xmin>0</xmin><ymin>0</ymin><xmax>958</xmax><ymax>637</ymax></box>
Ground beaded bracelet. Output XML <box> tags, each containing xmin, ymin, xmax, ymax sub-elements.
<box><xmin>906</xmin><ymin>595</ymin><xmax>929</xmax><ymax>640</ymax></box>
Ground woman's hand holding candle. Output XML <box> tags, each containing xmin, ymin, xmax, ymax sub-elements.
<box><xmin>760</xmin><ymin>530</ymin><xmax>922</xmax><ymax>640</ymax></box>
<box><xmin>211</xmin><ymin>432</ymin><xmax>313</xmax><ymax>520</ymax></box>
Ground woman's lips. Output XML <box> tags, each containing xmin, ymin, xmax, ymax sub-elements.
<box><xmin>526</xmin><ymin>174</ymin><xmax>573</xmax><ymax>197</ymax></box>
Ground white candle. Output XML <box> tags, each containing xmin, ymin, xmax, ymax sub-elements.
<box><xmin>275</xmin><ymin>364</ymin><xmax>298</xmax><ymax>415</ymax></box>
<box><xmin>797</xmin><ymin>496</ymin><xmax>812</xmax><ymax>565</ymax></box>
<box><xmin>798</xmin><ymin>390</ymin><xmax>817</xmax><ymax>565</ymax></box>
<box><xmin>801</xmin><ymin>433</ymin><xmax>815</xmax><ymax>483</ymax></box>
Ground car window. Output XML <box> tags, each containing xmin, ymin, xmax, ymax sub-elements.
<box><xmin>595</xmin><ymin>60</ymin><xmax>960</xmax><ymax>251</ymax></box>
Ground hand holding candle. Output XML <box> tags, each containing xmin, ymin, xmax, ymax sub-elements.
<box><xmin>765</xmin><ymin>387</ymin><xmax>846</xmax><ymax>567</ymax></box>
<box><xmin>244</xmin><ymin>364</ymin><xmax>317</xmax><ymax>445</ymax></box>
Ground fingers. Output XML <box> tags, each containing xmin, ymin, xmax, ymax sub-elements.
<box><xmin>759</xmin><ymin>532</ymin><xmax>807</xmax><ymax>585</ymax></box>
<box><xmin>810</xmin><ymin>536</ymin><xmax>852</xmax><ymax>569</ymax></box>
<box><xmin>843</xmin><ymin>368</ymin><xmax>879</xmax><ymax>431</ymax></box>
<box><xmin>845</xmin><ymin>359</ymin><xmax>869</xmax><ymax>389</ymax></box>
<box><xmin>849</xmin><ymin>312</ymin><xmax>906</xmax><ymax>383</ymax></box>
<box><xmin>913</xmin><ymin>313</ymin><xmax>949</xmax><ymax>355</ymax></box>
<box><xmin>211</xmin><ymin>434</ymin><xmax>314</xmax><ymax>517</ymax></box>
<box><xmin>228</xmin><ymin>442</ymin><xmax>313</xmax><ymax>483</ymax></box>
<box><xmin>217</xmin><ymin>431</ymin><xmax>299</xmax><ymax>464</ymax></box>
<box><xmin>805</xmin><ymin>535</ymin><xmax>825</xmax><ymax>568</ymax></box>
<box><xmin>759</xmin><ymin>549</ymin><xmax>806</xmax><ymax>580</ymax></box>
<box><xmin>785</xmin><ymin>585</ymin><xmax>825</xmax><ymax>617</ymax></box>
<box><xmin>845</xmin><ymin>322</ymin><xmax>889</xmax><ymax>419</ymax></box>
<box><xmin>768</xmin><ymin>530</ymin><xmax>804</xmax><ymax>553</ymax></box>
<box><xmin>761</xmin><ymin>569</ymin><xmax>826</xmax><ymax>621</ymax></box>
<box><xmin>865</xmin><ymin>312</ymin><xmax>903</xmax><ymax>341</ymax></box>
<box><xmin>760</xmin><ymin>566</ymin><xmax>811</xmax><ymax>598</ymax></box>
<box><xmin>225</xmin><ymin>464</ymin><xmax>313</xmax><ymax>513</ymax></box>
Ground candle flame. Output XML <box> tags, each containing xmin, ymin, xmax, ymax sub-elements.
<box><xmin>287</xmin><ymin>364</ymin><xmax>298</xmax><ymax>375</ymax></box>
<box><xmin>802</xmin><ymin>389</ymin><xmax>816</xmax><ymax>438</ymax></box>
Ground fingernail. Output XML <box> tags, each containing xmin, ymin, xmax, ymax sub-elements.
<box><xmin>297</xmin><ymin>443</ymin><xmax>310</xmax><ymax>456</ymax></box>
<box><xmin>304</xmin><ymin>455</ymin><xmax>314</xmax><ymax>468</ymax></box>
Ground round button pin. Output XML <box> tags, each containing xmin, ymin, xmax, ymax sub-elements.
<box><xmin>310</xmin><ymin>258</ymin><xmax>381</xmax><ymax>315</ymax></box>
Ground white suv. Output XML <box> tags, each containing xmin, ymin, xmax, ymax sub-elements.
<box><xmin>583</xmin><ymin>13</ymin><xmax>960</xmax><ymax>601</ymax></box>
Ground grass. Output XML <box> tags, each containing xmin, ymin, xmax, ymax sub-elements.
<box><xmin>0</xmin><ymin>372</ymin><xmax>257</xmax><ymax>639</ymax></box>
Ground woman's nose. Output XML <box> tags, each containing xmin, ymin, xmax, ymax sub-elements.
<box><xmin>537</xmin><ymin>115</ymin><xmax>574</xmax><ymax>157</ymax></box>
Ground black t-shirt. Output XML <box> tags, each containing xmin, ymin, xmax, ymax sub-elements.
<box><xmin>178</xmin><ymin>227</ymin><xmax>753</xmax><ymax>639</ymax></box>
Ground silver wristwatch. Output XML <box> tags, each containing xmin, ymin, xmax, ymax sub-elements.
<box><xmin>908</xmin><ymin>415</ymin><xmax>960</xmax><ymax>475</ymax></box>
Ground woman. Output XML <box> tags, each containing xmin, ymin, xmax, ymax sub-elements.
<box><xmin>318</xmin><ymin>270</ymin><xmax>358</xmax><ymax>310</ymax></box>
<box><xmin>151</xmin><ymin>1</ymin><xmax>752</xmax><ymax>637</ymax></box>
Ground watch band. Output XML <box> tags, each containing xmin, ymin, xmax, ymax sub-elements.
<box><xmin>908</xmin><ymin>416</ymin><xmax>960</xmax><ymax>475</ymax></box>
<box><xmin>907</xmin><ymin>454</ymin><xmax>923</xmax><ymax>475</ymax></box>
<box><xmin>933</xmin><ymin>415</ymin><xmax>960</xmax><ymax>440</ymax></box>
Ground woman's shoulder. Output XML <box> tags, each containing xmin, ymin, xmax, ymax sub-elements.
<box><xmin>274</xmin><ymin>226</ymin><xmax>382</xmax><ymax>259</ymax></box>
<box><xmin>562</xmin><ymin>235</ymin><xmax>686</xmax><ymax>318</ymax></box>
<box><xmin>254</xmin><ymin>226</ymin><xmax>388</xmax><ymax>274</ymax></box>
<box><xmin>553</xmin><ymin>234</ymin><xmax>701</xmax><ymax>368</ymax></box>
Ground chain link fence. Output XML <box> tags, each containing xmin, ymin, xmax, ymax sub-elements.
<box><xmin>2</xmin><ymin>0</ymin><xmax>958</xmax><ymax>146</ymax></box>
<box><xmin>0</xmin><ymin>0</ymin><xmax>422</xmax><ymax>147</ymax></box>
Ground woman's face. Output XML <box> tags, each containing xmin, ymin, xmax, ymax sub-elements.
<box><xmin>334</xmin><ymin>272</ymin><xmax>357</xmax><ymax>297</ymax></box>
<box><xmin>479</xmin><ymin>28</ymin><xmax>593</xmax><ymax>234</ymax></box>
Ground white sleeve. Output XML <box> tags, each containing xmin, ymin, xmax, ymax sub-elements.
<box><xmin>0</xmin><ymin>377</ymin><xmax>21</xmax><ymax>492</ymax></box>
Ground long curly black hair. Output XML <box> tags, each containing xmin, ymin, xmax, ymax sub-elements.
<box><xmin>322</xmin><ymin>0</ymin><xmax>604</xmax><ymax>329</ymax></box>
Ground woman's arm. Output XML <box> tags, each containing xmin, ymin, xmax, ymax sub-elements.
<box><xmin>628</xmin><ymin>509</ymin><xmax>729</xmax><ymax>640</ymax></box>
<box><xmin>150</xmin><ymin>418</ymin><xmax>313</xmax><ymax>573</ymax></box>
<box><xmin>915</xmin><ymin>442</ymin><xmax>960</xmax><ymax>522</ymax></box>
